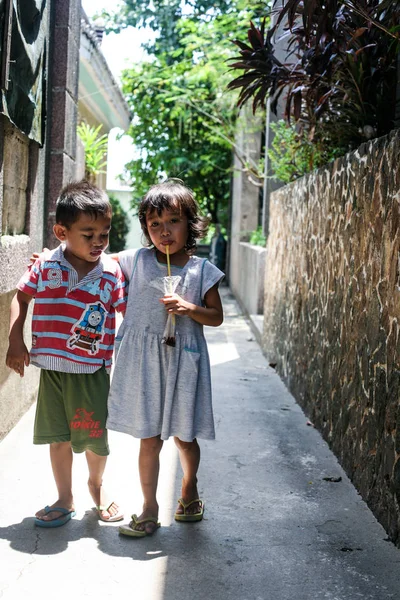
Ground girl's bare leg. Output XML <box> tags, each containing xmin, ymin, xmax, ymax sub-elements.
<box><xmin>86</xmin><ymin>450</ymin><xmax>121</xmax><ymax>520</ymax></box>
<box><xmin>35</xmin><ymin>441</ymin><xmax>74</xmax><ymax>520</ymax></box>
<box><xmin>135</xmin><ymin>435</ymin><xmax>163</xmax><ymax>532</ymax></box>
<box><xmin>174</xmin><ymin>437</ymin><xmax>202</xmax><ymax>515</ymax></box>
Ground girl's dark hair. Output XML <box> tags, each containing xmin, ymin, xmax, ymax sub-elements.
<box><xmin>56</xmin><ymin>180</ymin><xmax>111</xmax><ymax>228</ymax></box>
<box><xmin>138</xmin><ymin>178</ymin><xmax>209</xmax><ymax>253</ymax></box>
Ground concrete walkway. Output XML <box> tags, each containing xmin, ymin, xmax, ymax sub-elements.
<box><xmin>1</xmin><ymin>286</ymin><xmax>400</xmax><ymax>600</ymax></box>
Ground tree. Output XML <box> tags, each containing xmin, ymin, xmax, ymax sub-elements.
<box><xmin>108</xmin><ymin>194</ymin><xmax>130</xmax><ymax>252</ymax></box>
<box><xmin>100</xmin><ymin>0</ymin><xmax>267</xmax><ymax>224</ymax></box>
<box><xmin>121</xmin><ymin>58</ymin><xmax>232</xmax><ymax>226</ymax></box>
<box><xmin>99</xmin><ymin>0</ymin><xmax>238</xmax><ymax>56</ymax></box>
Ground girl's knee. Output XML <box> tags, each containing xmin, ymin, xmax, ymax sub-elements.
<box><xmin>141</xmin><ymin>436</ymin><xmax>163</xmax><ymax>454</ymax></box>
<box><xmin>174</xmin><ymin>437</ymin><xmax>198</xmax><ymax>452</ymax></box>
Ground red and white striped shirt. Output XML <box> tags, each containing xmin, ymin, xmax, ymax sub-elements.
<box><xmin>17</xmin><ymin>246</ymin><xmax>127</xmax><ymax>374</ymax></box>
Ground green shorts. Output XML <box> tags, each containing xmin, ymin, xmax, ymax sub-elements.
<box><xmin>33</xmin><ymin>367</ymin><xmax>110</xmax><ymax>456</ymax></box>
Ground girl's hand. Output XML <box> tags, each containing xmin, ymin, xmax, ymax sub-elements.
<box><xmin>159</xmin><ymin>293</ymin><xmax>191</xmax><ymax>316</ymax></box>
<box><xmin>159</xmin><ymin>284</ymin><xmax>223</xmax><ymax>327</ymax></box>
<box><xmin>28</xmin><ymin>247</ymin><xmax>49</xmax><ymax>265</ymax></box>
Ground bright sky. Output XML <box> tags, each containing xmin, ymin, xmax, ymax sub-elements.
<box><xmin>82</xmin><ymin>0</ymin><xmax>153</xmax><ymax>82</ymax></box>
<box><xmin>81</xmin><ymin>0</ymin><xmax>154</xmax><ymax>189</ymax></box>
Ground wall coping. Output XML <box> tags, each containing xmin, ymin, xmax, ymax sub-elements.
<box><xmin>240</xmin><ymin>241</ymin><xmax>267</xmax><ymax>254</ymax></box>
<box><xmin>270</xmin><ymin>128</ymin><xmax>400</xmax><ymax>201</ymax></box>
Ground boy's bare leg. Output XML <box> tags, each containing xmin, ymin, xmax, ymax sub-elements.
<box><xmin>134</xmin><ymin>435</ymin><xmax>163</xmax><ymax>533</ymax></box>
<box><xmin>86</xmin><ymin>450</ymin><xmax>121</xmax><ymax>520</ymax></box>
<box><xmin>174</xmin><ymin>437</ymin><xmax>202</xmax><ymax>516</ymax></box>
<box><xmin>35</xmin><ymin>441</ymin><xmax>74</xmax><ymax>521</ymax></box>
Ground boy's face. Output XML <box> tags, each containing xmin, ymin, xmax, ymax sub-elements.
<box><xmin>53</xmin><ymin>211</ymin><xmax>111</xmax><ymax>266</ymax></box>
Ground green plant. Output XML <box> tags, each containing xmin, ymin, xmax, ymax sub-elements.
<box><xmin>202</xmin><ymin>223</ymin><xmax>228</xmax><ymax>244</ymax></box>
<box><xmin>228</xmin><ymin>1</ymin><xmax>400</xmax><ymax>154</ymax></box>
<box><xmin>249</xmin><ymin>226</ymin><xmax>266</xmax><ymax>247</ymax></box>
<box><xmin>268</xmin><ymin>120</ymin><xmax>342</xmax><ymax>183</ymax></box>
<box><xmin>77</xmin><ymin>123</ymin><xmax>108</xmax><ymax>181</ymax></box>
<box><xmin>108</xmin><ymin>194</ymin><xmax>130</xmax><ymax>252</ymax></box>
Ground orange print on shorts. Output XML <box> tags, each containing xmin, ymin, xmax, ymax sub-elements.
<box><xmin>70</xmin><ymin>408</ymin><xmax>104</xmax><ymax>438</ymax></box>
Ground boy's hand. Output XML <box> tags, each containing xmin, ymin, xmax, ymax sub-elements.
<box><xmin>159</xmin><ymin>293</ymin><xmax>192</xmax><ymax>316</ymax></box>
<box><xmin>6</xmin><ymin>341</ymin><xmax>30</xmax><ymax>377</ymax></box>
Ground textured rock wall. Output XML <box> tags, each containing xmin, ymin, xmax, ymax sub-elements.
<box><xmin>262</xmin><ymin>129</ymin><xmax>400</xmax><ymax>543</ymax></box>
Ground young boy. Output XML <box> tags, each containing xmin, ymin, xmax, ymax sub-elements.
<box><xmin>6</xmin><ymin>180</ymin><xmax>127</xmax><ymax>527</ymax></box>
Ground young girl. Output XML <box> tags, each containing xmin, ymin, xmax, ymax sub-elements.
<box><xmin>106</xmin><ymin>178</ymin><xmax>224</xmax><ymax>537</ymax></box>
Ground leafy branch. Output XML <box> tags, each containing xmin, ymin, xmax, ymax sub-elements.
<box><xmin>77</xmin><ymin>123</ymin><xmax>108</xmax><ymax>182</ymax></box>
<box><xmin>227</xmin><ymin>0</ymin><xmax>400</xmax><ymax>156</ymax></box>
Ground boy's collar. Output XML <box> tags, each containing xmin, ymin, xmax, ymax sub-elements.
<box><xmin>51</xmin><ymin>244</ymin><xmax>106</xmax><ymax>274</ymax></box>
<box><xmin>51</xmin><ymin>244</ymin><xmax>119</xmax><ymax>275</ymax></box>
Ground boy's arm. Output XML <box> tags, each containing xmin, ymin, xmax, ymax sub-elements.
<box><xmin>6</xmin><ymin>290</ymin><xmax>33</xmax><ymax>377</ymax></box>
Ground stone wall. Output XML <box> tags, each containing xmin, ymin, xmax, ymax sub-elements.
<box><xmin>262</xmin><ymin>129</ymin><xmax>400</xmax><ymax>544</ymax></box>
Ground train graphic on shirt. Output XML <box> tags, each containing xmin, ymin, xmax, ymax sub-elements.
<box><xmin>67</xmin><ymin>302</ymin><xmax>106</xmax><ymax>355</ymax></box>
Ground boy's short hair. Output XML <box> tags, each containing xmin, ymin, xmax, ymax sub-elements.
<box><xmin>56</xmin><ymin>180</ymin><xmax>112</xmax><ymax>228</ymax></box>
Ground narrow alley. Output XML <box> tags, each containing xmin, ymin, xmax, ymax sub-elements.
<box><xmin>0</xmin><ymin>287</ymin><xmax>399</xmax><ymax>600</ymax></box>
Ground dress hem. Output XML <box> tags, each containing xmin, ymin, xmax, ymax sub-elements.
<box><xmin>106</xmin><ymin>421</ymin><xmax>215</xmax><ymax>442</ymax></box>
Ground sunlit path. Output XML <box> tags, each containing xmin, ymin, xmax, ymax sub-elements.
<box><xmin>1</xmin><ymin>287</ymin><xmax>400</xmax><ymax>600</ymax></box>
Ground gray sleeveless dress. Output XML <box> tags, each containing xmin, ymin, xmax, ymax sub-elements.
<box><xmin>106</xmin><ymin>247</ymin><xmax>224</xmax><ymax>442</ymax></box>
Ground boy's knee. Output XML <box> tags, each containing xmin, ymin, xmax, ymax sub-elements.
<box><xmin>50</xmin><ymin>441</ymin><xmax>71</xmax><ymax>451</ymax></box>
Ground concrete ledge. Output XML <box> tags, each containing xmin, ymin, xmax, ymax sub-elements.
<box><xmin>230</xmin><ymin>242</ymin><xmax>266</xmax><ymax>316</ymax></box>
<box><xmin>0</xmin><ymin>235</ymin><xmax>32</xmax><ymax>294</ymax></box>
<box><xmin>248</xmin><ymin>313</ymin><xmax>263</xmax><ymax>345</ymax></box>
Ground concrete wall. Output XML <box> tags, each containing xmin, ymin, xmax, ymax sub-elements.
<box><xmin>0</xmin><ymin>119</ymin><xmax>45</xmax><ymax>438</ymax></box>
<box><xmin>229</xmin><ymin>109</ymin><xmax>263</xmax><ymax>310</ymax></box>
<box><xmin>262</xmin><ymin>128</ymin><xmax>400</xmax><ymax>544</ymax></box>
<box><xmin>235</xmin><ymin>242</ymin><xmax>266</xmax><ymax>315</ymax></box>
<box><xmin>0</xmin><ymin>0</ymin><xmax>82</xmax><ymax>441</ymax></box>
<box><xmin>45</xmin><ymin>0</ymin><xmax>82</xmax><ymax>248</ymax></box>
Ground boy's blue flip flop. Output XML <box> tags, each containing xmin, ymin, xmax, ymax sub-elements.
<box><xmin>35</xmin><ymin>506</ymin><xmax>76</xmax><ymax>528</ymax></box>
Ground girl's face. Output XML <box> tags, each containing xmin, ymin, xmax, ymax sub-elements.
<box><xmin>146</xmin><ymin>204</ymin><xmax>188</xmax><ymax>256</ymax></box>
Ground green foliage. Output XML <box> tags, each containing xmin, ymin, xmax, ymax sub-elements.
<box><xmin>202</xmin><ymin>223</ymin><xmax>228</xmax><ymax>244</ymax></box>
<box><xmin>77</xmin><ymin>123</ymin><xmax>108</xmax><ymax>181</ymax></box>
<box><xmin>122</xmin><ymin>59</ymin><xmax>232</xmax><ymax>227</ymax></box>
<box><xmin>119</xmin><ymin>0</ymin><xmax>266</xmax><ymax>226</ymax></box>
<box><xmin>228</xmin><ymin>1</ymin><xmax>400</xmax><ymax>156</ymax></box>
<box><xmin>249</xmin><ymin>226</ymin><xmax>266</xmax><ymax>247</ymax></box>
<box><xmin>108</xmin><ymin>194</ymin><xmax>130</xmax><ymax>252</ymax></box>
<box><xmin>268</xmin><ymin>121</ymin><xmax>342</xmax><ymax>184</ymax></box>
<box><xmin>98</xmin><ymin>0</ymin><xmax>266</xmax><ymax>56</ymax></box>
